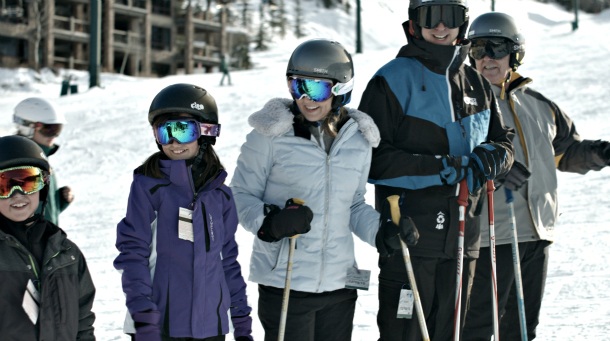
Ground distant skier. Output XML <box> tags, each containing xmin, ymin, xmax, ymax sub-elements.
<box><xmin>13</xmin><ymin>97</ymin><xmax>74</xmax><ymax>226</ymax></box>
<box><xmin>463</xmin><ymin>12</ymin><xmax>610</xmax><ymax>341</ymax></box>
<box><xmin>220</xmin><ymin>54</ymin><xmax>232</xmax><ymax>86</ymax></box>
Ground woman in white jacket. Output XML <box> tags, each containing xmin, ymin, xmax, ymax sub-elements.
<box><xmin>231</xmin><ymin>39</ymin><xmax>402</xmax><ymax>341</ymax></box>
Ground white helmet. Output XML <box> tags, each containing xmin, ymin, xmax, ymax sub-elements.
<box><xmin>13</xmin><ymin>98</ymin><xmax>67</xmax><ymax>138</ymax></box>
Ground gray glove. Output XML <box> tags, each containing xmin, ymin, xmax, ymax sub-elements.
<box><xmin>496</xmin><ymin>161</ymin><xmax>531</xmax><ymax>191</ymax></box>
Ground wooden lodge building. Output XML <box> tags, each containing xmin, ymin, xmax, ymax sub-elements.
<box><xmin>0</xmin><ymin>0</ymin><xmax>245</xmax><ymax>77</ymax></box>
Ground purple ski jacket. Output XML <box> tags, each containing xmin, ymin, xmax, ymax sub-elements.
<box><xmin>114</xmin><ymin>158</ymin><xmax>252</xmax><ymax>339</ymax></box>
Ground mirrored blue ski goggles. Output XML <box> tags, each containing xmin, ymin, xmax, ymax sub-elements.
<box><xmin>0</xmin><ymin>166</ymin><xmax>48</xmax><ymax>199</ymax></box>
<box><xmin>288</xmin><ymin>77</ymin><xmax>354</xmax><ymax>102</ymax></box>
<box><xmin>413</xmin><ymin>5</ymin><xmax>468</xmax><ymax>29</ymax></box>
<box><xmin>469</xmin><ymin>38</ymin><xmax>512</xmax><ymax>60</ymax></box>
<box><xmin>154</xmin><ymin>119</ymin><xmax>221</xmax><ymax>145</ymax></box>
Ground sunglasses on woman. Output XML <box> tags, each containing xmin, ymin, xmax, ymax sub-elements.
<box><xmin>154</xmin><ymin>119</ymin><xmax>221</xmax><ymax>145</ymax></box>
<box><xmin>0</xmin><ymin>166</ymin><xmax>48</xmax><ymax>199</ymax></box>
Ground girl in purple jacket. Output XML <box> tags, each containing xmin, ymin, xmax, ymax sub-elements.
<box><xmin>114</xmin><ymin>84</ymin><xmax>253</xmax><ymax>341</ymax></box>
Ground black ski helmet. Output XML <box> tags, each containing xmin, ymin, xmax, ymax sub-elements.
<box><xmin>286</xmin><ymin>39</ymin><xmax>354</xmax><ymax>110</ymax></box>
<box><xmin>467</xmin><ymin>12</ymin><xmax>525</xmax><ymax>71</ymax></box>
<box><xmin>148</xmin><ymin>83</ymin><xmax>219</xmax><ymax>125</ymax></box>
<box><xmin>0</xmin><ymin>135</ymin><xmax>50</xmax><ymax>201</ymax></box>
<box><xmin>0</xmin><ymin>135</ymin><xmax>50</xmax><ymax>172</ymax></box>
<box><xmin>148</xmin><ymin>83</ymin><xmax>219</xmax><ymax>146</ymax></box>
<box><xmin>408</xmin><ymin>0</ymin><xmax>470</xmax><ymax>41</ymax></box>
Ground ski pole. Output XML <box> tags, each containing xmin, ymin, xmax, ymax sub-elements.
<box><xmin>278</xmin><ymin>236</ymin><xmax>297</xmax><ymax>341</ymax></box>
<box><xmin>387</xmin><ymin>195</ymin><xmax>430</xmax><ymax>341</ymax></box>
<box><xmin>278</xmin><ymin>198</ymin><xmax>305</xmax><ymax>341</ymax></box>
<box><xmin>453</xmin><ymin>179</ymin><xmax>469</xmax><ymax>341</ymax></box>
<box><xmin>505</xmin><ymin>188</ymin><xmax>528</xmax><ymax>341</ymax></box>
<box><xmin>487</xmin><ymin>180</ymin><xmax>500</xmax><ymax>341</ymax></box>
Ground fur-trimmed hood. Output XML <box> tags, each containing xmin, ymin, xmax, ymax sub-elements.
<box><xmin>248</xmin><ymin>98</ymin><xmax>380</xmax><ymax>147</ymax></box>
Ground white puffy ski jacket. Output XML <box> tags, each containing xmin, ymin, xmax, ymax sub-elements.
<box><xmin>230</xmin><ymin>98</ymin><xmax>381</xmax><ymax>293</ymax></box>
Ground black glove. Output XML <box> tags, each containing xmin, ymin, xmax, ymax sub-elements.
<box><xmin>376</xmin><ymin>217</ymin><xmax>420</xmax><ymax>257</ymax></box>
<box><xmin>599</xmin><ymin>140</ymin><xmax>610</xmax><ymax>165</ymax></box>
<box><xmin>257</xmin><ymin>199</ymin><xmax>313</xmax><ymax>242</ymax></box>
<box><xmin>376</xmin><ymin>196</ymin><xmax>419</xmax><ymax>257</ymax></box>
<box><xmin>235</xmin><ymin>337</ymin><xmax>253</xmax><ymax>341</ymax></box>
<box><xmin>467</xmin><ymin>144</ymin><xmax>509</xmax><ymax>192</ymax></box>
<box><xmin>470</xmin><ymin>144</ymin><xmax>507</xmax><ymax>181</ymax></box>
<box><xmin>496</xmin><ymin>161</ymin><xmax>531</xmax><ymax>191</ymax></box>
<box><xmin>132</xmin><ymin>310</ymin><xmax>161</xmax><ymax>341</ymax></box>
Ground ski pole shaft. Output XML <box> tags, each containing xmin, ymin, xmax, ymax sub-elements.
<box><xmin>278</xmin><ymin>198</ymin><xmax>305</xmax><ymax>341</ymax></box>
<box><xmin>278</xmin><ymin>236</ymin><xmax>296</xmax><ymax>341</ymax></box>
<box><xmin>505</xmin><ymin>188</ymin><xmax>528</xmax><ymax>341</ymax></box>
<box><xmin>387</xmin><ymin>195</ymin><xmax>430</xmax><ymax>341</ymax></box>
<box><xmin>487</xmin><ymin>180</ymin><xmax>500</xmax><ymax>341</ymax></box>
<box><xmin>453</xmin><ymin>179</ymin><xmax>469</xmax><ymax>341</ymax></box>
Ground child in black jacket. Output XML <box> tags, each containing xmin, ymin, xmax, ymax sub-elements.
<box><xmin>0</xmin><ymin>135</ymin><xmax>96</xmax><ymax>340</ymax></box>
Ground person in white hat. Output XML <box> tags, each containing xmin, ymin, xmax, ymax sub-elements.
<box><xmin>13</xmin><ymin>97</ymin><xmax>74</xmax><ymax>225</ymax></box>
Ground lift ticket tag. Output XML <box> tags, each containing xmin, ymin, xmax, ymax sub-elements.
<box><xmin>397</xmin><ymin>288</ymin><xmax>414</xmax><ymax>319</ymax></box>
<box><xmin>178</xmin><ymin>207</ymin><xmax>194</xmax><ymax>242</ymax></box>
<box><xmin>345</xmin><ymin>268</ymin><xmax>371</xmax><ymax>290</ymax></box>
<box><xmin>22</xmin><ymin>279</ymin><xmax>40</xmax><ymax>325</ymax></box>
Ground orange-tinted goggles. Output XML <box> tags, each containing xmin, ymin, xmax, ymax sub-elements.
<box><xmin>0</xmin><ymin>166</ymin><xmax>48</xmax><ymax>199</ymax></box>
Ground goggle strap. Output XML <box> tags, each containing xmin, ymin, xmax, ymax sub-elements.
<box><xmin>332</xmin><ymin>78</ymin><xmax>354</xmax><ymax>96</ymax></box>
<box><xmin>199</xmin><ymin>123</ymin><xmax>221</xmax><ymax>137</ymax></box>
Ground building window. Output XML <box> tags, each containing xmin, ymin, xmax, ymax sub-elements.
<box><xmin>151</xmin><ymin>26</ymin><xmax>171</xmax><ymax>51</ymax></box>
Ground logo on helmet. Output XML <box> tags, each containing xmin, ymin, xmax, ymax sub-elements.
<box><xmin>191</xmin><ymin>102</ymin><xmax>205</xmax><ymax>111</ymax></box>
<box><xmin>313</xmin><ymin>68</ymin><xmax>328</xmax><ymax>74</ymax></box>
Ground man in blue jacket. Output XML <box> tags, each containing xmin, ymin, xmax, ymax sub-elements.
<box><xmin>358</xmin><ymin>1</ymin><xmax>514</xmax><ymax>340</ymax></box>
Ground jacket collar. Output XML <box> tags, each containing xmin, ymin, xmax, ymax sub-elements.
<box><xmin>248</xmin><ymin>98</ymin><xmax>380</xmax><ymax>147</ymax></box>
<box><xmin>399</xmin><ymin>23</ymin><xmax>470</xmax><ymax>75</ymax></box>
<box><xmin>506</xmin><ymin>71</ymin><xmax>532</xmax><ymax>93</ymax></box>
<box><xmin>493</xmin><ymin>71</ymin><xmax>533</xmax><ymax>99</ymax></box>
<box><xmin>37</xmin><ymin>142</ymin><xmax>59</xmax><ymax>157</ymax></box>
<box><xmin>158</xmin><ymin>158</ymin><xmax>227</xmax><ymax>191</ymax></box>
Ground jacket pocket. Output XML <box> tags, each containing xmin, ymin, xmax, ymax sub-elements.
<box><xmin>45</xmin><ymin>269</ymin><xmax>79</xmax><ymax>328</ymax></box>
<box><xmin>401</xmin><ymin>189</ymin><xmax>453</xmax><ymax>255</ymax></box>
<box><xmin>271</xmin><ymin>238</ymin><xmax>288</xmax><ymax>272</ymax></box>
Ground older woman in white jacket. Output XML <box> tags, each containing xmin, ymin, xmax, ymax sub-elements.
<box><xmin>231</xmin><ymin>39</ymin><xmax>416</xmax><ymax>341</ymax></box>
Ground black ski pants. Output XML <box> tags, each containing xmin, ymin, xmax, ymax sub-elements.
<box><xmin>377</xmin><ymin>256</ymin><xmax>476</xmax><ymax>341</ymax></box>
<box><xmin>258</xmin><ymin>284</ymin><xmax>357</xmax><ymax>341</ymax></box>
<box><xmin>463</xmin><ymin>240</ymin><xmax>550</xmax><ymax>341</ymax></box>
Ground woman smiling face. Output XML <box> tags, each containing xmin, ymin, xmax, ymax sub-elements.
<box><xmin>287</xmin><ymin>76</ymin><xmax>334</xmax><ymax>122</ymax></box>
<box><xmin>293</xmin><ymin>93</ymin><xmax>333</xmax><ymax>122</ymax></box>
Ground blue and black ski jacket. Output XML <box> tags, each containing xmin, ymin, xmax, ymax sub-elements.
<box><xmin>359</xmin><ymin>29</ymin><xmax>514</xmax><ymax>262</ymax></box>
